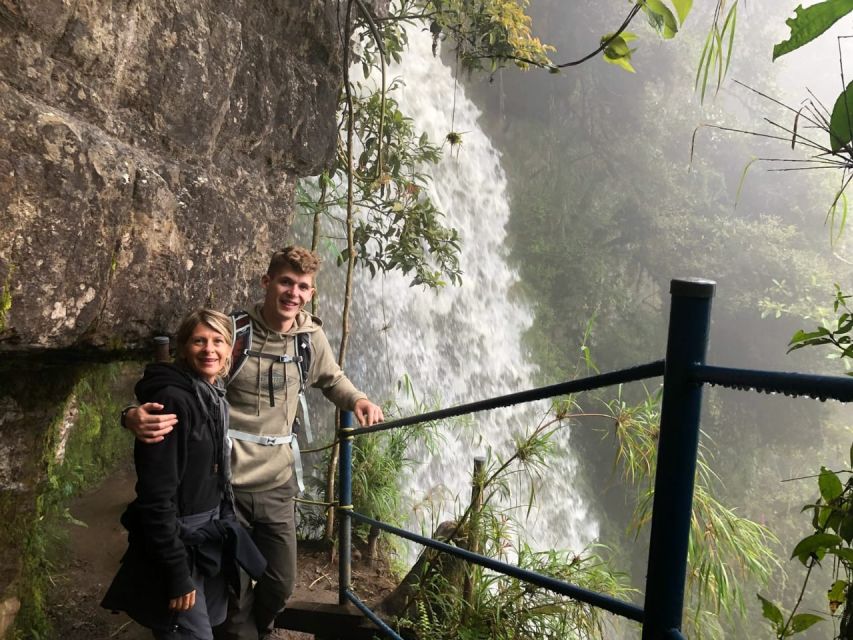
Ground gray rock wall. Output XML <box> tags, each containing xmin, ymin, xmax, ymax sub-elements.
<box><xmin>0</xmin><ymin>2</ymin><xmax>372</xmax><ymax>634</ymax></box>
<box><xmin>0</xmin><ymin>0</ymin><xmax>346</xmax><ymax>349</ymax></box>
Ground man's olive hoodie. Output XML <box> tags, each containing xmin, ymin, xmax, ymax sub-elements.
<box><xmin>226</xmin><ymin>304</ymin><xmax>366</xmax><ymax>491</ymax></box>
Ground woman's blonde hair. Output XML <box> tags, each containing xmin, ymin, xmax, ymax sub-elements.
<box><xmin>174</xmin><ymin>308</ymin><xmax>233</xmax><ymax>378</ymax></box>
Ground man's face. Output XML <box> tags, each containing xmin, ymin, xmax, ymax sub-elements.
<box><xmin>261</xmin><ymin>267</ymin><xmax>315</xmax><ymax>331</ymax></box>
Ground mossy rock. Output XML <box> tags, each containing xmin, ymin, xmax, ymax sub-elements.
<box><xmin>0</xmin><ymin>361</ymin><xmax>139</xmax><ymax>638</ymax></box>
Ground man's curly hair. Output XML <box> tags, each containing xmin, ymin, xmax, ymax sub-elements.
<box><xmin>267</xmin><ymin>245</ymin><xmax>322</xmax><ymax>276</ymax></box>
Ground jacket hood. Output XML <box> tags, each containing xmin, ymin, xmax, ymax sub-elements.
<box><xmin>248</xmin><ymin>302</ymin><xmax>322</xmax><ymax>337</ymax></box>
<box><xmin>135</xmin><ymin>363</ymin><xmax>196</xmax><ymax>403</ymax></box>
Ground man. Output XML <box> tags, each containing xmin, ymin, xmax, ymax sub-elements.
<box><xmin>125</xmin><ymin>246</ymin><xmax>384</xmax><ymax>639</ymax></box>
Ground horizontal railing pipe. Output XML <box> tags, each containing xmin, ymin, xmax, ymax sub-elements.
<box><xmin>691</xmin><ymin>364</ymin><xmax>853</xmax><ymax>402</ymax></box>
<box><xmin>350</xmin><ymin>360</ymin><xmax>665</xmax><ymax>436</ymax></box>
<box><xmin>344</xmin><ymin>591</ymin><xmax>405</xmax><ymax>640</ymax></box>
<box><xmin>350</xmin><ymin>512</ymin><xmax>645</xmax><ymax>623</ymax></box>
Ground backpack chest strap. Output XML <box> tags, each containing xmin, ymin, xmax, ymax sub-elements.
<box><xmin>227</xmin><ymin>429</ymin><xmax>305</xmax><ymax>494</ymax></box>
<box><xmin>243</xmin><ymin>349</ymin><xmax>300</xmax><ymax>365</ymax></box>
<box><xmin>227</xmin><ymin>429</ymin><xmax>294</xmax><ymax>446</ymax></box>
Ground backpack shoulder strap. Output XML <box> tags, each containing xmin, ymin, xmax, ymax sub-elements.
<box><xmin>294</xmin><ymin>332</ymin><xmax>312</xmax><ymax>389</ymax></box>
<box><xmin>293</xmin><ymin>331</ymin><xmax>313</xmax><ymax>443</ymax></box>
<box><xmin>227</xmin><ymin>311</ymin><xmax>252</xmax><ymax>386</ymax></box>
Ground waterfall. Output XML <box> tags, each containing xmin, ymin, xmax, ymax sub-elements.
<box><xmin>312</xmin><ymin>28</ymin><xmax>597</xmax><ymax>556</ymax></box>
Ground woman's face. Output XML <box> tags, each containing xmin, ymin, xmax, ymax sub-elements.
<box><xmin>184</xmin><ymin>323</ymin><xmax>230</xmax><ymax>383</ymax></box>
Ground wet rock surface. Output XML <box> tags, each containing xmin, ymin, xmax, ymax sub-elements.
<box><xmin>0</xmin><ymin>2</ymin><xmax>393</xmax><ymax>635</ymax></box>
<box><xmin>0</xmin><ymin>0</ymin><xmax>346</xmax><ymax>349</ymax></box>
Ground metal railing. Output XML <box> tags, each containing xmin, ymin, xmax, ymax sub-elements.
<box><xmin>335</xmin><ymin>278</ymin><xmax>853</xmax><ymax>639</ymax></box>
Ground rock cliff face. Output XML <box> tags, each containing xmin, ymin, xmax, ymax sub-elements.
<box><xmin>0</xmin><ymin>2</ymin><xmax>386</xmax><ymax>634</ymax></box>
<box><xmin>0</xmin><ymin>0</ymin><xmax>347</xmax><ymax>350</ymax></box>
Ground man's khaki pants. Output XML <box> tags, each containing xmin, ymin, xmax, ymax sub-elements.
<box><xmin>214</xmin><ymin>474</ymin><xmax>298</xmax><ymax>640</ymax></box>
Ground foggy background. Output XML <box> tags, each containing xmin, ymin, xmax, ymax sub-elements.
<box><xmin>298</xmin><ymin>2</ymin><xmax>853</xmax><ymax>636</ymax></box>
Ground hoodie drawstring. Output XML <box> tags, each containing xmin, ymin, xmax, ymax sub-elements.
<box><xmin>254</xmin><ymin>334</ymin><xmax>270</xmax><ymax>416</ymax></box>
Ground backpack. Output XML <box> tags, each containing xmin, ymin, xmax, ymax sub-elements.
<box><xmin>226</xmin><ymin>311</ymin><xmax>313</xmax><ymax>491</ymax></box>
<box><xmin>227</xmin><ymin>311</ymin><xmax>313</xmax><ymax>442</ymax></box>
<box><xmin>228</xmin><ymin>311</ymin><xmax>311</xmax><ymax>389</ymax></box>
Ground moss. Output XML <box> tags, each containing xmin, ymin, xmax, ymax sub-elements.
<box><xmin>9</xmin><ymin>363</ymin><xmax>135</xmax><ymax>638</ymax></box>
<box><xmin>0</xmin><ymin>270</ymin><xmax>13</xmax><ymax>333</ymax></box>
<box><xmin>57</xmin><ymin>365</ymin><xmax>134</xmax><ymax>488</ymax></box>
<box><xmin>107</xmin><ymin>334</ymin><xmax>126</xmax><ymax>351</ymax></box>
<box><xmin>12</xmin><ymin>518</ymin><xmax>50</xmax><ymax>639</ymax></box>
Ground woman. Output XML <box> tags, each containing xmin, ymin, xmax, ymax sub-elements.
<box><xmin>102</xmin><ymin>309</ymin><xmax>263</xmax><ymax>639</ymax></box>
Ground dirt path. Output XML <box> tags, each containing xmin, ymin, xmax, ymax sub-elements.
<box><xmin>47</xmin><ymin>463</ymin><xmax>396</xmax><ymax>639</ymax></box>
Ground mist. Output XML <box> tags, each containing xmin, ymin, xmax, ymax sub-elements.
<box><xmin>296</xmin><ymin>2</ymin><xmax>853</xmax><ymax>636</ymax></box>
<box><xmin>457</xmin><ymin>1</ymin><xmax>852</xmax><ymax>636</ymax></box>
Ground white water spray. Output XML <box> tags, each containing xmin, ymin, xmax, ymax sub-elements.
<box><xmin>316</xmin><ymin>29</ymin><xmax>597</xmax><ymax>556</ymax></box>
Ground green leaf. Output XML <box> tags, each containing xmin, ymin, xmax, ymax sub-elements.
<box><xmin>602</xmin><ymin>33</ymin><xmax>637</xmax><ymax>73</ymax></box>
<box><xmin>828</xmin><ymin>579</ymin><xmax>848</xmax><ymax>604</ymax></box>
<box><xmin>792</xmin><ymin>532</ymin><xmax>842</xmax><ymax>564</ymax></box>
<box><xmin>829</xmin><ymin>547</ymin><xmax>853</xmax><ymax>562</ymax></box>
<box><xmin>731</xmin><ymin>155</ymin><xmax>758</xmax><ymax>206</ymax></box>
<box><xmin>790</xmin><ymin>613</ymin><xmax>824</xmax><ymax>632</ymax></box>
<box><xmin>819</xmin><ymin>466</ymin><xmax>844</xmax><ymax>502</ymax></box>
<box><xmin>806</xmin><ymin>503</ymin><xmax>821</xmax><ymax>529</ymax></box>
<box><xmin>757</xmin><ymin>594</ymin><xmax>784</xmax><ymax>627</ymax></box>
<box><xmin>606</xmin><ymin>38</ymin><xmax>631</xmax><ymax>57</ymax></box>
<box><xmin>827</xmin><ymin>509</ymin><xmax>845</xmax><ymax>534</ymax></box>
<box><xmin>829</xmin><ymin>81</ymin><xmax>853</xmax><ymax>152</ymax></box>
<box><xmin>773</xmin><ymin>0</ymin><xmax>853</xmax><ymax>60</ymax></box>
<box><xmin>840</xmin><ymin>515</ymin><xmax>853</xmax><ymax>543</ymax></box>
<box><xmin>643</xmin><ymin>0</ymin><xmax>678</xmax><ymax>38</ymax></box>
<box><xmin>722</xmin><ymin>4</ymin><xmax>737</xmax><ymax>84</ymax></box>
<box><xmin>608</xmin><ymin>31</ymin><xmax>638</xmax><ymax>44</ymax></box>
<box><xmin>791</xmin><ymin>327</ymin><xmax>832</xmax><ymax>343</ymax></box>
<box><xmin>669</xmin><ymin>0</ymin><xmax>693</xmax><ymax>25</ymax></box>
<box><xmin>788</xmin><ymin>327</ymin><xmax>833</xmax><ymax>352</ymax></box>
<box><xmin>818</xmin><ymin>504</ymin><xmax>834</xmax><ymax>529</ymax></box>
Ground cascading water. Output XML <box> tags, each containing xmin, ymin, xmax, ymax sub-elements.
<box><xmin>313</xmin><ymin>28</ymin><xmax>597</xmax><ymax>556</ymax></box>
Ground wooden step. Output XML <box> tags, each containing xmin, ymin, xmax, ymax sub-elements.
<box><xmin>276</xmin><ymin>599</ymin><xmax>383</xmax><ymax>639</ymax></box>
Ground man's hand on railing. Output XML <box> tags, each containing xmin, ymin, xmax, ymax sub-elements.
<box><xmin>353</xmin><ymin>398</ymin><xmax>384</xmax><ymax>427</ymax></box>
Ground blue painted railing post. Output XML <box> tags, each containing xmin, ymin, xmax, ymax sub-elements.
<box><xmin>642</xmin><ymin>278</ymin><xmax>715</xmax><ymax>640</ymax></box>
<box><xmin>339</xmin><ymin>410</ymin><xmax>354</xmax><ymax>606</ymax></box>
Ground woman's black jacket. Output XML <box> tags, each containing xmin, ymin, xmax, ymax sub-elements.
<box><xmin>101</xmin><ymin>363</ymin><xmax>229</xmax><ymax>624</ymax></box>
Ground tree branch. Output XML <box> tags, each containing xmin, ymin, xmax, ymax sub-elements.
<box><xmin>353</xmin><ymin>0</ymin><xmax>387</xmax><ymax>180</ymax></box>
<box><xmin>554</xmin><ymin>3</ymin><xmax>643</xmax><ymax>69</ymax></box>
